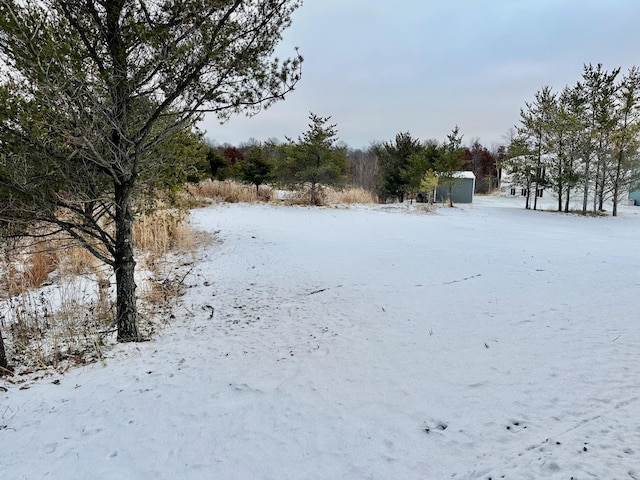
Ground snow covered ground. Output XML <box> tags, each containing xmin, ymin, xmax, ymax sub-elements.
<box><xmin>2</xmin><ymin>195</ymin><xmax>640</xmax><ymax>479</ymax></box>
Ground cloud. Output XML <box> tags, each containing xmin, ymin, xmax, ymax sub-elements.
<box><xmin>200</xmin><ymin>0</ymin><xmax>640</xmax><ymax>148</ymax></box>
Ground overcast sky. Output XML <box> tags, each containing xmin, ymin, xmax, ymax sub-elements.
<box><xmin>199</xmin><ymin>0</ymin><xmax>640</xmax><ymax>149</ymax></box>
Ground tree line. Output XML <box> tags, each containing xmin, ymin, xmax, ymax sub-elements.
<box><xmin>204</xmin><ymin>117</ymin><xmax>503</xmax><ymax>206</ymax></box>
<box><xmin>505</xmin><ymin>63</ymin><xmax>640</xmax><ymax>216</ymax></box>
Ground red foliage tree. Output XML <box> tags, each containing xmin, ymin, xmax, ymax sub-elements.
<box><xmin>222</xmin><ymin>146</ymin><xmax>245</xmax><ymax>166</ymax></box>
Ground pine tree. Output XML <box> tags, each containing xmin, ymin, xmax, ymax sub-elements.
<box><xmin>377</xmin><ymin>132</ymin><xmax>425</xmax><ymax>203</ymax></box>
<box><xmin>503</xmin><ymin>135</ymin><xmax>536</xmax><ymax>209</ymax></box>
<box><xmin>240</xmin><ymin>146</ymin><xmax>273</xmax><ymax>196</ymax></box>
<box><xmin>579</xmin><ymin>64</ymin><xmax>620</xmax><ymax>214</ymax></box>
<box><xmin>611</xmin><ymin>67</ymin><xmax>640</xmax><ymax>216</ymax></box>
<box><xmin>0</xmin><ymin>0</ymin><xmax>302</xmax><ymax>341</ymax></box>
<box><xmin>283</xmin><ymin>113</ymin><xmax>348</xmax><ymax>205</ymax></box>
<box><xmin>518</xmin><ymin>86</ymin><xmax>556</xmax><ymax>210</ymax></box>
<box><xmin>435</xmin><ymin>126</ymin><xmax>465</xmax><ymax>207</ymax></box>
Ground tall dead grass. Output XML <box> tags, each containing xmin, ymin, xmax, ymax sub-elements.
<box><xmin>187</xmin><ymin>179</ymin><xmax>377</xmax><ymax>206</ymax></box>
<box><xmin>188</xmin><ymin>179</ymin><xmax>272</xmax><ymax>203</ymax></box>
<box><xmin>1</xmin><ymin>234</ymin><xmax>114</xmax><ymax>372</ymax></box>
<box><xmin>3</xmin><ymin>271</ymin><xmax>114</xmax><ymax>372</ymax></box>
<box><xmin>134</xmin><ymin>209</ymin><xmax>195</xmax><ymax>257</ymax></box>
<box><xmin>56</xmin><ymin>244</ymin><xmax>101</xmax><ymax>276</ymax></box>
<box><xmin>2</xmin><ymin>250</ymin><xmax>58</xmax><ymax>297</ymax></box>
<box><xmin>277</xmin><ymin>186</ymin><xmax>378</xmax><ymax>206</ymax></box>
<box><xmin>134</xmin><ymin>208</ymin><xmax>201</xmax><ymax>319</ymax></box>
<box><xmin>0</xmin><ymin>206</ymin><xmax>201</xmax><ymax>375</ymax></box>
<box><xmin>325</xmin><ymin>187</ymin><xmax>377</xmax><ymax>205</ymax></box>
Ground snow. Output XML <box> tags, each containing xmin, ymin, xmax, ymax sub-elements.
<box><xmin>2</xmin><ymin>196</ymin><xmax>640</xmax><ymax>479</ymax></box>
<box><xmin>452</xmin><ymin>170</ymin><xmax>476</xmax><ymax>179</ymax></box>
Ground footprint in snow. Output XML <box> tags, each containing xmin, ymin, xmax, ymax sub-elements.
<box><xmin>423</xmin><ymin>421</ymin><xmax>448</xmax><ymax>434</ymax></box>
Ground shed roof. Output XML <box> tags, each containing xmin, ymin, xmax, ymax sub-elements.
<box><xmin>452</xmin><ymin>171</ymin><xmax>476</xmax><ymax>179</ymax></box>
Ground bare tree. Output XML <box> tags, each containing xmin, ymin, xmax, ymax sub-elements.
<box><xmin>348</xmin><ymin>146</ymin><xmax>379</xmax><ymax>194</ymax></box>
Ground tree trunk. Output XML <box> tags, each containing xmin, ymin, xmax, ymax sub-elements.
<box><xmin>597</xmin><ymin>167</ymin><xmax>606</xmax><ymax>211</ymax></box>
<box><xmin>593</xmin><ymin>161</ymin><xmax>601</xmax><ymax>212</ymax></box>
<box><xmin>114</xmin><ymin>181</ymin><xmax>140</xmax><ymax>342</ymax></box>
<box><xmin>0</xmin><ymin>326</ymin><xmax>9</xmax><ymax>374</ymax></box>
<box><xmin>557</xmin><ymin>188</ymin><xmax>562</xmax><ymax>212</ymax></box>
<box><xmin>557</xmin><ymin>160</ymin><xmax>563</xmax><ymax>212</ymax></box>
<box><xmin>565</xmin><ymin>156</ymin><xmax>574</xmax><ymax>213</ymax></box>
<box><xmin>612</xmin><ymin>149</ymin><xmax>623</xmax><ymax>217</ymax></box>
<box><xmin>582</xmin><ymin>159</ymin><xmax>590</xmax><ymax>214</ymax></box>
<box><xmin>533</xmin><ymin>163</ymin><xmax>540</xmax><ymax>211</ymax></box>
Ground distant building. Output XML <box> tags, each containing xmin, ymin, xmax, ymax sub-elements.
<box><xmin>434</xmin><ymin>171</ymin><xmax>476</xmax><ymax>204</ymax></box>
<box><xmin>499</xmin><ymin>154</ymin><xmax>550</xmax><ymax>199</ymax></box>
<box><xmin>500</xmin><ymin>156</ymin><xmax>640</xmax><ymax>208</ymax></box>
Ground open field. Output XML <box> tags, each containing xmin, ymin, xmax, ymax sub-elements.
<box><xmin>2</xmin><ymin>196</ymin><xmax>640</xmax><ymax>479</ymax></box>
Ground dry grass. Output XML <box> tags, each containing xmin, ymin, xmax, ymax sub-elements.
<box><xmin>139</xmin><ymin>263</ymin><xmax>193</xmax><ymax>315</ymax></box>
<box><xmin>0</xmin><ymin>206</ymin><xmax>203</xmax><ymax>375</ymax></box>
<box><xmin>3</xmin><ymin>276</ymin><xmax>114</xmax><ymax>372</ymax></box>
<box><xmin>135</xmin><ymin>209</ymin><xmax>201</xmax><ymax>318</ymax></box>
<box><xmin>188</xmin><ymin>179</ymin><xmax>272</xmax><ymax>203</ymax></box>
<box><xmin>56</xmin><ymin>244</ymin><xmax>100</xmax><ymax>276</ymax></box>
<box><xmin>275</xmin><ymin>186</ymin><xmax>378</xmax><ymax>206</ymax></box>
<box><xmin>133</xmin><ymin>209</ymin><xmax>195</xmax><ymax>258</ymax></box>
<box><xmin>550</xmin><ymin>209</ymin><xmax>608</xmax><ymax>217</ymax></box>
<box><xmin>187</xmin><ymin>179</ymin><xmax>377</xmax><ymax>206</ymax></box>
<box><xmin>2</xmin><ymin>248</ymin><xmax>58</xmax><ymax>297</ymax></box>
<box><xmin>325</xmin><ymin>186</ymin><xmax>377</xmax><ymax>205</ymax></box>
<box><xmin>27</xmin><ymin>251</ymin><xmax>57</xmax><ymax>287</ymax></box>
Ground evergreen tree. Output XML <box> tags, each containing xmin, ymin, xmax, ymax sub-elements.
<box><xmin>511</xmin><ymin>63</ymin><xmax>640</xmax><ymax>215</ymax></box>
<box><xmin>503</xmin><ymin>135</ymin><xmax>536</xmax><ymax>209</ymax></box>
<box><xmin>377</xmin><ymin>132</ymin><xmax>425</xmax><ymax>202</ymax></box>
<box><xmin>240</xmin><ymin>145</ymin><xmax>273</xmax><ymax>196</ymax></box>
<box><xmin>611</xmin><ymin>67</ymin><xmax>640</xmax><ymax>216</ymax></box>
<box><xmin>283</xmin><ymin>113</ymin><xmax>348</xmax><ymax>205</ymax></box>
<box><xmin>547</xmin><ymin>86</ymin><xmax>584</xmax><ymax>212</ymax></box>
<box><xmin>518</xmin><ymin>86</ymin><xmax>556</xmax><ymax>210</ymax></box>
<box><xmin>206</xmin><ymin>147</ymin><xmax>229</xmax><ymax>180</ymax></box>
<box><xmin>579</xmin><ymin>64</ymin><xmax>620</xmax><ymax>214</ymax></box>
<box><xmin>0</xmin><ymin>0</ymin><xmax>302</xmax><ymax>341</ymax></box>
<box><xmin>435</xmin><ymin>126</ymin><xmax>465</xmax><ymax>207</ymax></box>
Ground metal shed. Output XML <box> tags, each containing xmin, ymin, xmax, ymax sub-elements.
<box><xmin>435</xmin><ymin>171</ymin><xmax>476</xmax><ymax>204</ymax></box>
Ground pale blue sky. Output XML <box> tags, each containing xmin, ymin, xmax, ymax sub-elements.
<box><xmin>199</xmin><ymin>0</ymin><xmax>640</xmax><ymax>149</ymax></box>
